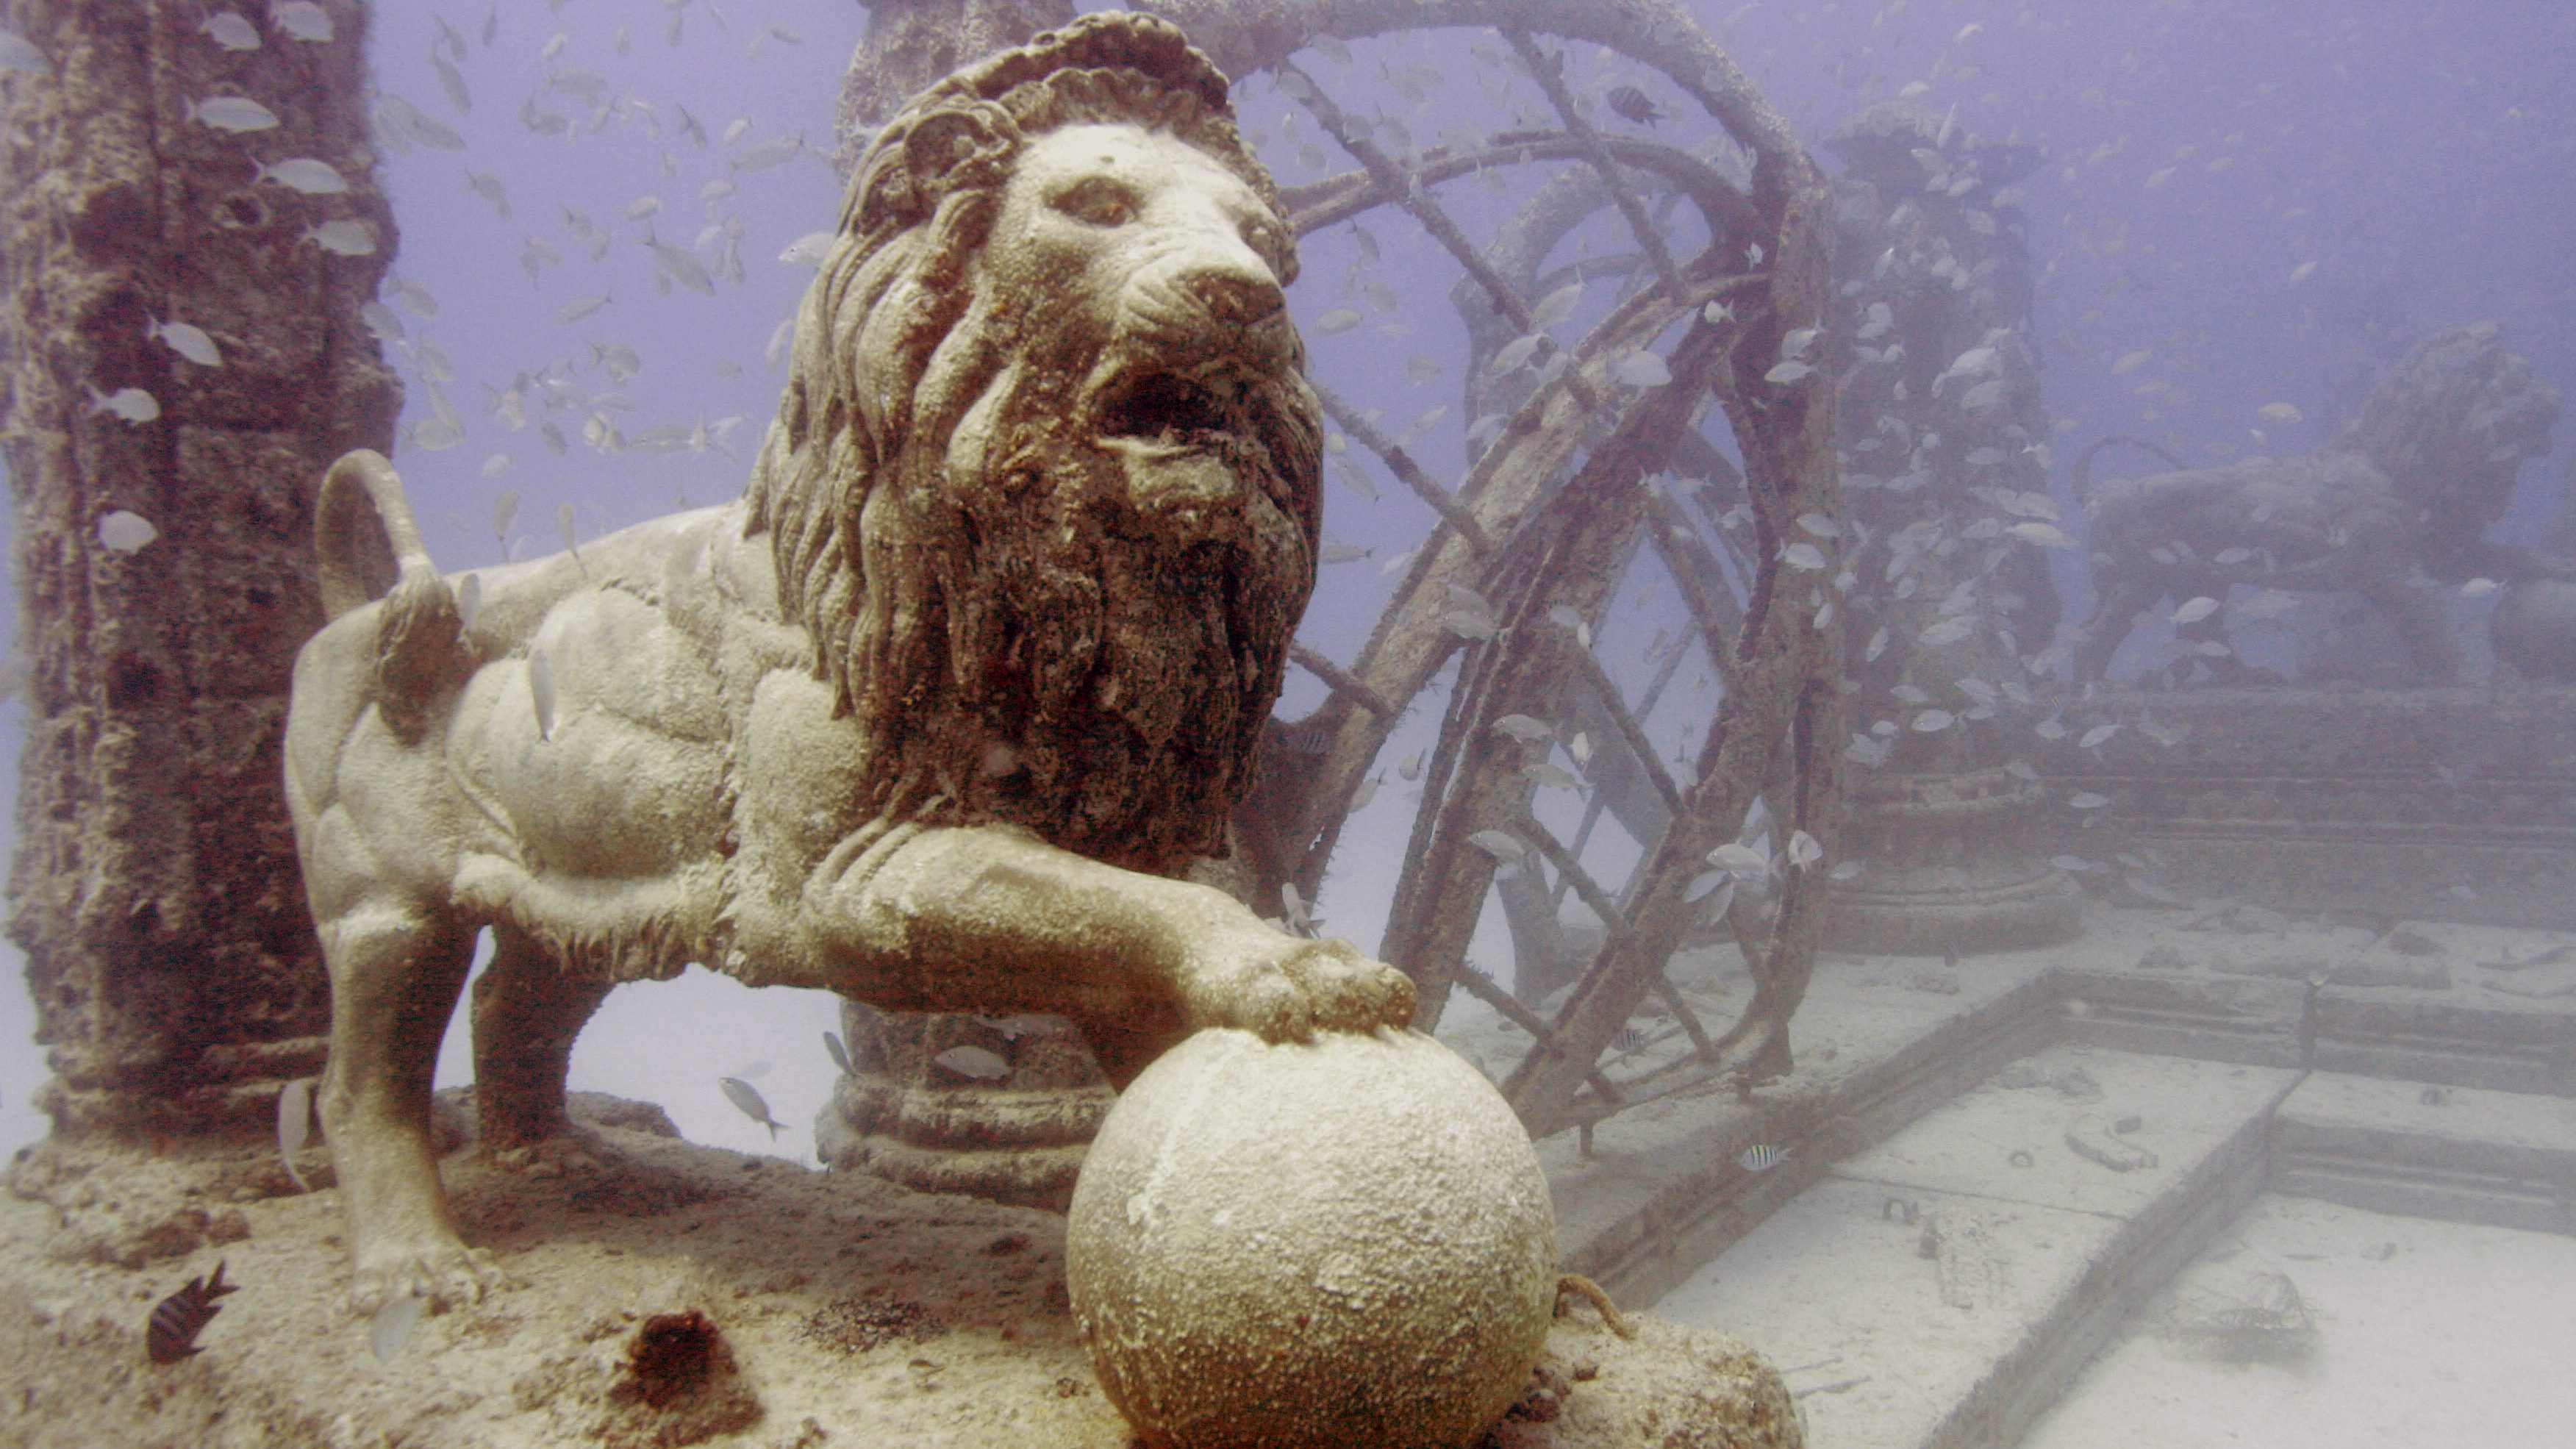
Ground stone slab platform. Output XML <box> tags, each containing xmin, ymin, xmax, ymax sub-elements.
<box><xmin>1653</xmin><ymin>1044</ymin><xmax>2296</xmax><ymax>1449</ymax></box>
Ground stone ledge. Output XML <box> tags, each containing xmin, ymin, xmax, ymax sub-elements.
<box><xmin>2273</xmin><ymin>1071</ymin><xmax>2576</xmax><ymax>1234</ymax></box>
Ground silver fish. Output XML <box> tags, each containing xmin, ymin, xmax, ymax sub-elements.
<box><xmin>303</xmin><ymin>220</ymin><xmax>376</xmax><ymax>256</ymax></box>
<box><xmin>932</xmin><ymin>1045</ymin><xmax>1011</xmax><ymax>1081</ymax></box>
<box><xmin>1524</xmin><ymin>762</ymin><xmax>1580</xmax><ymax>790</ymax></box>
<box><xmin>269</xmin><ymin>1</ymin><xmax>334</xmax><ymax>43</ymax></box>
<box><xmin>378</xmin><ymin>92</ymin><xmax>465</xmax><ymax>151</ymax></box>
<box><xmin>147</xmin><ymin>316</ymin><xmax>222</xmax><ymax>366</ymax></box>
<box><xmin>188</xmin><ymin>96</ymin><xmax>280</xmax><ymax>133</ymax></box>
<box><xmin>432</xmin><ymin>53</ymin><xmax>470</xmax><ymax>115</ymax></box>
<box><xmin>777</xmin><ymin>230</ymin><xmax>834</xmax><ymax>268</ymax></box>
<box><xmin>201</xmin><ymin>12</ymin><xmax>262</xmax><ymax>51</ymax></box>
<box><xmin>1738</xmin><ymin>1144</ymin><xmax>1785</xmax><ymax>1173</ymax></box>
<box><xmin>527</xmin><ymin>645</ymin><xmax>556</xmax><ymax>740</ymax></box>
<box><xmin>255</xmin><ymin>157</ymin><xmax>349</xmax><ymax>195</ymax></box>
<box><xmin>88</xmin><ymin>388</ymin><xmax>160</xmax><ymax>424</ymax></box>
<box><xmin>370</xmin><ymin>1292</ymin><xmax>423</xmax><ymax>1362</ymax></box>
<box><xmin>1614</xmin><ymin>350</ymin><xmax>1672</xmax><ymax>387</ymax></box>
<box><xmin>466</xmin><ymin>170</ymin><xmax>509</xmax><ymax>218</ymax></box>
<box><xmin>718</xmin><ymin>1076</ymin><xmax>782</xmax><ymax>1137</ymax></box>
<box><xmin>643</xmin><ymin>229</ymin><xmax>713</xmax><ymax>296</ymax></box>
<box><xmin>276</xmin><ymin>1077</ymin><xmax>312</xmax><ymax>1191</ymax></box>
<box><xmin>1706</xmin><ymin>842</ymin><xmax>1769</xmax><ymax>877</ymax></box>
<box><xmin>731</xmin><ymin>132</ymin><xmax>804</xmax><ymax>171</ymax></box>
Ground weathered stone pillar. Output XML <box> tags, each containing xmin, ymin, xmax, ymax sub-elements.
<box><xmin>0</xmin><ymin>0</ymin><xmax>398</xmax><ymax>1142</ymax></box>
<box><xmin>1820</xmin><ymin>103</ymin><xmax>2078</xmax><ymax>955</ymax></box>
<box><xmin>833</xmin><ymin>0</ymin><xmax>1073</xmax><ymax>160</ymax></box>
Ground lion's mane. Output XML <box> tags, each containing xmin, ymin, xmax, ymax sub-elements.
<box><xmin>2337</xmin><ymin>321</ymin><xmax>2560</xmax><ymax>579</ymax></box>
<box><xmin>741</xmin><ymin>14</ymin><xmax>1319</xmax><ymax>876</ymax></box>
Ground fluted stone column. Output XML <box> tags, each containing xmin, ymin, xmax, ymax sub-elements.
<box><xmin>0</xmin><ymin>0</ymin><xmax>398</xmax><ymax>1142</ymax></box>
<box><xmin>833</xmin><ymin>0</ymin><xmax>1073</xmax><ymax>160</ymax></box>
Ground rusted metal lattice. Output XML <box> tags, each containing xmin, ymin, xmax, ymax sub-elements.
<box><xmin>1145</xmin><ymin>0</ymin><xmax>1847</xmax><ymax>1139</ymax></box>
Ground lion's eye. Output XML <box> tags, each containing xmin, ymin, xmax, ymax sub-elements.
<box><xmin>1055</xmin><ymin>177</ymin><xmax>1139</xmax><ymax>227</ymax></box>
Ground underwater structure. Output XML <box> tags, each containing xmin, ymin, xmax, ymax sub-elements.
<box><xmin>10</xmin><ymin>2</ymin><xmax>2560</xmax><ymax>1448</ymax></box>
<box><xmin>0</xmin><ymin>0</ymin><xmax>396</xmax><ymax>1148</ymax></box>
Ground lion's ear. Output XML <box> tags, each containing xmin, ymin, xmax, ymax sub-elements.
<box><xmin>903</xmin><ymin>107</ymin><xmax>1013</xmax><ymax>201</ymax></box>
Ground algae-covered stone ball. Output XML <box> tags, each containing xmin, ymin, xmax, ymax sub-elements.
<box><xmin>1066</xmin><ymin>1027</ymin><xmax>1556</xmax><ymax>1449</ymax></box>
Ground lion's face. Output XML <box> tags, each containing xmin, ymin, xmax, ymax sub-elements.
<box><xmin>2344</xmin><ymin>323</ymin><xmax>2562</xmax><ymax>539</ymax></box>
<box><xmin>839</xmin><ymin>121</ymin><xmax>1323</xmax><ymax>873</ymax></box>
<box><xmin>920</xmin><ymin>122</ymin><xmax>1314</xmax><ymax>548</ymax></box>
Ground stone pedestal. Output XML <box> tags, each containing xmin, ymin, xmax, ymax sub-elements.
<box><xmin>1828</xmin><ymin>766</ymin><xmax>2082</xmax><ymax>954</ymax></box>
<box><xmin>816</xmin><ymin>1000</ymin><xmax>1112</xmax><ymax>1212</ymax></box>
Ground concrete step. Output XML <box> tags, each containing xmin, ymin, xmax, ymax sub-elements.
<box><xmin>2272</xmin><ymin>1070</ymin><xmax>2576</xmax><ymax>1234</ymax></box>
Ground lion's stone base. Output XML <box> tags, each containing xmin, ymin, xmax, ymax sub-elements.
<box><xmin>814</xmin><ymin>1002</ymin><xmax>1112</xmax><ymax>1212</ymax></box>
<box><xmin>2038</xmin><ymin>685</ymin><xmax>2576</xmax><ymax>929</ymax></box>
<box><xmin>0</xmin><ymin>1098</ymin><xmax>1798</xmax><ymax>1449</ymax></box>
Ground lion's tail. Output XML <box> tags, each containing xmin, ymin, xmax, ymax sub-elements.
<box><xmin>2070</xmin><ymin>433</ymin><xmax>2191</xmax><ymax>502</ymax></box>
<box><xmin>315</xmin><ymin>449</ymin><xmax>465</xmax><ymax>722</ymax></box>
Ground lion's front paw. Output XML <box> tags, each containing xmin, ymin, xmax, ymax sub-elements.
<box><xmin>350</xmin><ymin>1237</ymin><xmax>498</xmax><ymax>1316</ymax></box>
<box><xmin>1187</xmin><ymin>933</ymin><xmax>1417</xmax><ymax>1042</ymax></box>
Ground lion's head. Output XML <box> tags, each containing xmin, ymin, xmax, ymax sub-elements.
<box><xmin>2338</xmin><ymin>322</ymin><xmax>2561</xmax><ymax>559</ymax></box>
<box><xmin>743</xmin><ymin>13</ymin><xmax>1322</xmax><ymax>876</ymax></box>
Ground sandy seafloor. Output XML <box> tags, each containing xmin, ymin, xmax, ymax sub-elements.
<box><xmin>2019</xmin><ymin>1194</ymin><xmax>2576</xmax><ymax>1449</ymax></box>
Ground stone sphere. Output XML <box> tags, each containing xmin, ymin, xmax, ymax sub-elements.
<box><xmin>1066</xmin><ymin>1028</ymin><xmax>1557</xmax><ymax>1449</ymax></box>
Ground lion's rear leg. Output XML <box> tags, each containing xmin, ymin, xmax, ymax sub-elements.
<box><xmin>317</xmin><ymin>898</ymin><xmax>486</xmax><ymax>1312</ymax></box>
<box><xmin>471</xmin><ymin>921</ymin><xmax>612</xmax><ymax>1151</ymax></box>
<box><xmin>2074</xmin><ymin>578</ymin><xmax>2157</xmax><ymax>683</ymax></box>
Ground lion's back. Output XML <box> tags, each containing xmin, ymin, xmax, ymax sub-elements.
<box><xmin>440</xmin><ymin>505</ymin><xmax>793</xmax><ymax>883</ymax></box>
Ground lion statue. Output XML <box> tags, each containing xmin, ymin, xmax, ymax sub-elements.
<box><xmin>284</xmin><ymin>12</ymin><xmax>1411</xmax><ymax>1312</ymax></box>
<box><xmin>2072</xmin><ymin>322</ymin><xmax>2565</xmax><ymax>683</ymax></box>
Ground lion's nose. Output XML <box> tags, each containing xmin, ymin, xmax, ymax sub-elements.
<box><xmin>1182</xmin><ymin>268</ymin><xmax>1284</xmax><ymax>328</ymax></box>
